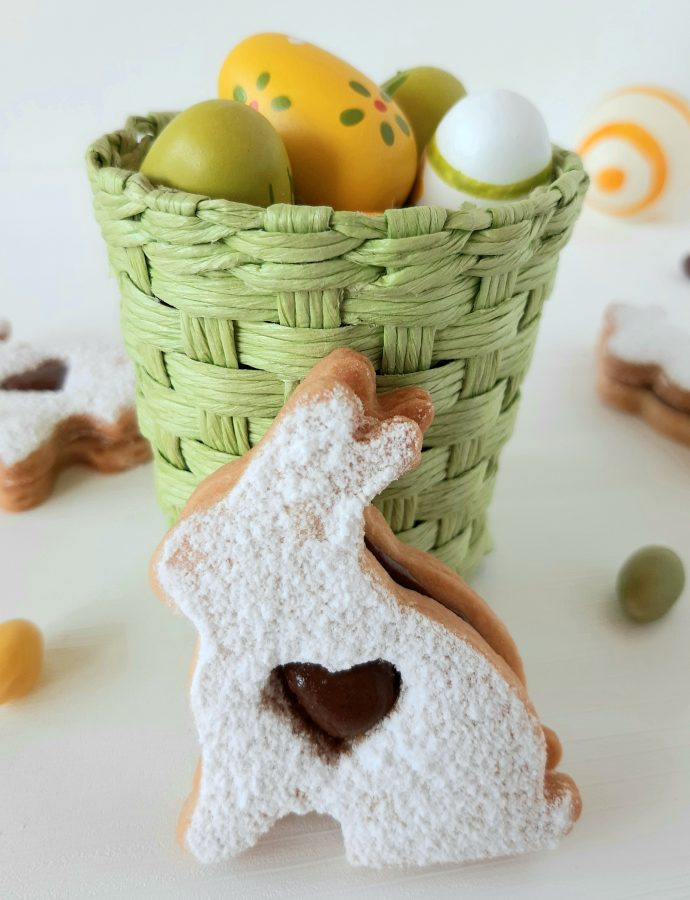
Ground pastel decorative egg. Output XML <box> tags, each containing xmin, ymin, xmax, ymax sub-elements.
<box><xmin>140</xmin><ymin>99</ymin><xmax>293</xmax><ymax>206</ymax></box>
<box><xmin>616</xmin><ymin>546</ymin><xmax>685</xmax><ymax>623</ymax></box>
<box><xmin>382</xmin><ymin>67</ymin><xmax>466</xmax><ymax>157</ymax></box>
<box><xmin>0</xmin><ymin>619</ymin><xmax>43</xmax><ymax>703</ymax></box>
<box><xmin>416</xmin><ymin>90</ymin><xmax>553</xmax><ymax>208</ymax></box>
<box><xmin>577</xmin><ymin>85</ymin><xmax>690</xmax><ymax>219</ymax></box>
<box><xmin>218</xmin><ymin>33</ymin><xmax>417</xmax><ymax>211</ymax></box>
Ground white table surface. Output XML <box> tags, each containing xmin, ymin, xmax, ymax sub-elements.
<box><xmin>1</xmin><ymin>170</ymin><xmax>689</xmax><ymax>899</ymax></box>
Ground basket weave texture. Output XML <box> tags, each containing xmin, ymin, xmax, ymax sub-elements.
<box><xmin>87</xmin><ymin>112</ymin><xmax>588</xmax><ymax>575</ymax></box>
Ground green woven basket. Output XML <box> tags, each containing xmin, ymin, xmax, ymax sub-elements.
<box><xmin>87</xmin><ymin>112</ymin><xmax>588</xmax><ymax>575</ymax></box>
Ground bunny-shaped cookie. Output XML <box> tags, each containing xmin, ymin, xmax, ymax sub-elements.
<box><xmin>152</xmin><ymin>348</ymin><xmax>580</xmax><ymax>867</ymax></box>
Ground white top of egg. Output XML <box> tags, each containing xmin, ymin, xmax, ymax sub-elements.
<box><xmin>435</xmin><ymin>89</ymin><xmax>552</xmax><ymax>186</ymax></box>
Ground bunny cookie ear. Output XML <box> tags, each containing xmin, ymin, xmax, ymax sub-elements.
<box><xmin>172</xmin><ymin>349</ymin><xmax>434</xmax><ymax>522</ymax></box>
<box><xmin>343</xmin><ymin>412</ymin><xmax>422</xmax><ymax>503</ymax></box>
<box><xmin>271</xmin><ymin>349</ymin><xmax>434</xmax><ymax>502</ymax></box>
<box><xmin>289</xmin><ymin>348</ymin><xmax>434</xmax><ymax>434</ymax></box>
<box><xmin>152</xmin><ymin>349</ymin><xmax>435</xmax><ymax>603</ymax></box>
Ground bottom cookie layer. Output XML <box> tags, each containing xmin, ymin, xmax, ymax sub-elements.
<box><xmin>0</xmin><ymin>410</ymin><xmax>151</xmax><ymax>511</ymax></box>
<box><xmin>598</xmin><ymin>372</ymin><xmax>690</xmax><ymax>447</ymax></box>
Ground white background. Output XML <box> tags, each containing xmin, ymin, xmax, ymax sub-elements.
<box><xmin>3</xmin><ymin>0</ymin><xmax>690</xmax><ymax>169</ymax></box>
<box><xmin>1</xmin><ymin>2</ymin><xmax>690</xmax><ymax>898</ymax></box>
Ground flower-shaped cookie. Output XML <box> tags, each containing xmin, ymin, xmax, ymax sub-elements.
<box><xmin>0</xmin><ymin>331</ymin><xmax>150</xmax><ymax>511</ymax></box>
<box><xmin>598</xmin><ymin>303</ymin><xmax>690</xmax><ymax>446</ymax></box>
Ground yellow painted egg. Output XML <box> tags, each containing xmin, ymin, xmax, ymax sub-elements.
<box><xmin>577</xmin><ymin>85</ymin><xmax>690</xmax><ymax>219</ymax></box>
<box><xmin>0</xmin><ymin>619</ymin><xmax>43</xmax><ymax>703</ymax></box>
<box><xmin>218</xmin><ymin>33</ymin><xmax>417</xmax><ymax>211</ymax></box>
<box><xmin>140</xmin><ymin>99</ymin><xmax>293</xmax><ymax>206</ymax></box>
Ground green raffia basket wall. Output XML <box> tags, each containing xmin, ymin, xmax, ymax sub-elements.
<box><xmin>87</xmin><ymin>112</ymin><xmax>588</xmax><ymax>575</ymax></box>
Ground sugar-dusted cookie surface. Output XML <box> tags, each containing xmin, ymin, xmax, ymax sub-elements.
<box><xmin>0</xmin><ymin>332</ymin><xmax>150</xmax><ymax>511</ymax></box>
<box><xmin>598</xmin><ymin>303</ymin><xmax>690</xmax><ymax>446</ymax></box>
<box><xmin>152</xmin><ymin>348</ymin><xmax>580</xmax><ymax>868</ymax></box>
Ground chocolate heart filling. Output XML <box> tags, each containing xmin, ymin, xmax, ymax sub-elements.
<box><xmin>1</xmin><ymin>359</ymin><xmax>68</xmax><ymax>392</ymax></box>
<box><xmin>269</xmin><ymin>540</ymin><xmax>472</xmax><ymax>754</ymax></box>
<box><xmin>278</xmin><ymin>660</ymin><xmax>400</xmax><ymax>742</ymax></box>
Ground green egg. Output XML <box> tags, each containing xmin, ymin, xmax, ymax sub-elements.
<box><xmin>381</xmin><ymin>66</ymin><xmax>466</xmax><ymax>156</ymax></box>
<box><xmin>616</xmin><ymin>545</ymin><xmax>685</xmax><ymax>622</ymax></box>
<box><xmin>140</xmin><ymin>99</ymin><xmax>293</xmax><ymax>206</ymax></box>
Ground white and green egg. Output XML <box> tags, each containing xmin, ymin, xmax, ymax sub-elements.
<box><xmin>417</xmin><ymin>89</ymin><xmax>553</xmax><ymax>208</ymax></box>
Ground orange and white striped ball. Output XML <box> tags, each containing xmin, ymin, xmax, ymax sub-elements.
<box><xmin>578</xmin><ymin>85</ymin><xmax>690</xmax><ymax>220</ymax></box>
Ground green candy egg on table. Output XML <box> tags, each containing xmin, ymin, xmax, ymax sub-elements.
<box><xmin>140</xmin><ymin>99</ymin><xmax>293</xmax><ymax>206</ymax></box>
<box><xmin>616</xmin><ymin>545</ymin><xmax>685</xmax><ymax>622</ymax></box>
<box><xmin>382</xmin><ymin>66</ymin><xmax>466</xmax><ymax>156</ymax></box>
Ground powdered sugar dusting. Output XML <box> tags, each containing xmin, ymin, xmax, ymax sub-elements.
<box><xmin>608</xmin><ymin>303</ymin><xmax>690</xmax><ymax>390</ymax></box>
<box><xmin>157</xmin><ymin>386</ymin><xmax>575</xmax><ymax>867</ymax></box>
<box><xmin>0</xmin><ymin>338</ymin><xmax>137</xmax><ymax>466</ymax></box>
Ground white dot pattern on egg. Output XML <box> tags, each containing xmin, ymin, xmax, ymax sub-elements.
<box><xmin>578</xmin><ymin>85</ymin><xmax>690</xmax><ymax>219</ymax></box>
<box><xmin>416</xmin><ymin>89</ymin><xmax>553</xmax><ymax>209</ymax></box>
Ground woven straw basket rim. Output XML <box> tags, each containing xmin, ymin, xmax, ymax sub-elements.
<box><xmin>87</xmin><ymin>111</ymin><xmax>586</xmax><ymax>227</ymax></box>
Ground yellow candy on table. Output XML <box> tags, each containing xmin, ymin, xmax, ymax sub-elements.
<box><xmin>0</xmin><ymin>619</ymin><xmax>43</xmax><ymax>703</ymax></box>
<box><xmin>218</xmin><ymin>33</ymin><xmax>417</xmax><ymax>212</ymax></box>
<box><xmin>577</xmin><ymin>85</ymin><xmax>690</xmax><ymax>220</ymax></box>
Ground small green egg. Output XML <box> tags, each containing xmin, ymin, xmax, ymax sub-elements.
<box><xmin>381</xmin><ymin>66</ymin><xmax>466</xmax><ymax>156</ymax></box>
<box><xmin>616</xmin><ymin>545</ymin><xmax>685</xmax><ymax>622</ymax></box>
<box><xmin>140</xmin><ymin>99</ymin><xmax>293</xmax><ymax>207</ymax></box>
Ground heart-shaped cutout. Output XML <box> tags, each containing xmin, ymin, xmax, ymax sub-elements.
<box><xmin>1</xmin><ymin>359</ymin><xmax>68</xmax><ymax>392</ymax></box>
<box><xmin>278</xmin><ymin>659</ymin><xmax>400</xmax><ymax>742</ymax></box>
